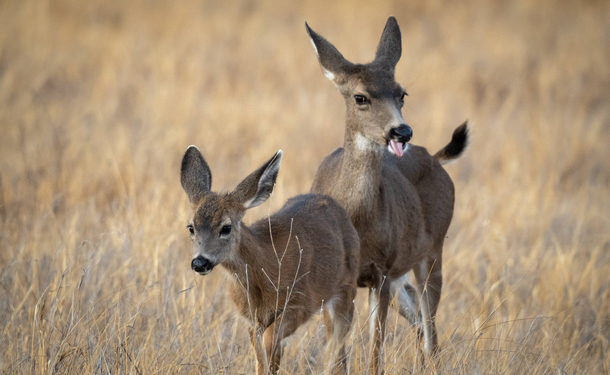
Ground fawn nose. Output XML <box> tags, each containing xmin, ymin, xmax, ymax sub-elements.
<box><xmin>389</xmin><ymin>124</ymin><xmax>413</xmax><ymax>143</ymax></box>
<box><xmin>191</xmin><ymin>256</ymin><xmax>211</xmax><ymax>274</ymax></box>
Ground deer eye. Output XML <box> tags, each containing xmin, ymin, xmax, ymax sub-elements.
<box><xmin>354</xmin><ymin>95</ymin><xmax>368</xmax><ymax>105</ymax></box>
<box><xmin>220</xmin><ymin>225</ymin><xmax>232</xmax><ymax>236</ymax></box>
<box><xmin>400</xmin><ymin>92</ymin><xmax>407</xmax><ymax>102</ymax></box>
<box><xmin>187</xmin><ymin>224</ymin><xmax>194</xmax><ymax>235</ymax></box>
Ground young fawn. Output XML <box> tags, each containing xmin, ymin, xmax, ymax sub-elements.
<box><xmin>180</xmin><ymin>146</ymin><xmax>360</xmax><ymax>375</ymax></box>
<box><xmin>306</xmin><ymin>17</ymin><xmax>469</xmax><ymax>373</ymax></box>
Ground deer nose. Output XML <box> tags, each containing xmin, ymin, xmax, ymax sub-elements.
<box><xmin>390</xmin><ymin>124</ymin><xmax>413</xmax><ymax>143</ymax></box>
<box><xmin>191</xmin><ymin>256</ymin><xmax>211</xmax><ymax>274</ymax></box>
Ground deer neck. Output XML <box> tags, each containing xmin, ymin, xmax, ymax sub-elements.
<box><xmin>220</xmin><ymin>225</ymin><xmax>262</xmax><ymax>282</ymax></box>
<box><xmin>220</xmin><ymin>225</ymin><xmax>279</xmax><ymax>323</ymax></box>
<box><xmin>338</xmin><ymin>118</ymin><xmax>384</xmax><ymax>218</ymax></box>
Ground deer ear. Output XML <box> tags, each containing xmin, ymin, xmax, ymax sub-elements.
<box><xmin>233</xmin><ymin>150</ymin><xmax>282</xmax><ymax>209</ymax></box>
<box><xmin>305</xmin><ymin>22</ymin><xmax>352</xmax><ymax>86</ymax></box>
<box><xmin>181</xmin><ymin>145</ymin><xmax>212</xmax><ymax>205</ymax></box>
<box><xmin>374</xmin><ymin>16</ymin><xmax>402</xmax><ymax>73</ymax></box>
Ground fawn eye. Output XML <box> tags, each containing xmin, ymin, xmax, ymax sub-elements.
<box><xmin>220</xmin><ymin>225</ymin><xmax>232</xmax><ymax>236</ymax></box>
<box><xmin>187</xmin><ymin>224</ymin><xmax>194</xmax><ymax>235</ymax></box>
<box><xmin>354</xmin><ymin>95</ymin><xmax>368</xmax><ymax>105</ymax></box>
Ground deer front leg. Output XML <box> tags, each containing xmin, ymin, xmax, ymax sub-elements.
<box><xmin>369</xmin><ymin>281</ymin><xmax>390</xmax><ymax>375</ymax></box>
<box><xmin>255</xmin><ymin>311</ymin><xmax>301</xmax><ymax>375</ymax></box>
<box><xmin>249</xmin><ymin>324</ymin><xmax>270</xmax><ymax>375</ymax></box>
<box><xmin>390</xmin><ymin>274</ymin><xmax>425</xmax><ymax>366</ymax></box>
<box><xmin>413</xmin><ymin>257</ymin><xmax>442</xmax><ymax>357</ymax></box>
<box><xmin>389</xmin><ymin>275</ymin><xmax>421</xmax><ymax>326</ymax></box>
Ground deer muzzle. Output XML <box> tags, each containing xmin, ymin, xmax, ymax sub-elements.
<box><xmin>191</xmin><ymin>255</ymin><xmax>214</xmax><ymax>275</ymax></box>
<box><xmin>387</xmin><ymin>124</ymin><xmax>412</xmax><ymax>157</ymax></box>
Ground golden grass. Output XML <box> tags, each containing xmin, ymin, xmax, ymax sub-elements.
<box><xmin>1</xmin><ymin>0</ymin><xmax>609</xmax><ymax>373</ymax></box>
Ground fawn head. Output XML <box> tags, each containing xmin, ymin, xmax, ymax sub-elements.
<box><xmin>306</xmin><ymin>16</ymin><xmax>412</xmax><ymax>157</ymax></box>
<box><xmin>180</xmin><ymin>146</ymin><xmax>282</xmax><ymax>275</ymax></box>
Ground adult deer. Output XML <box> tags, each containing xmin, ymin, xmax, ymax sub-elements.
<box><xmin>180</xmin><ymin>146</ymin><xmax>360</xmax><ymax>375</ymax></box>
<box><xmin>306</xmin><ymin>17</ymin><xmax>469</xmax><ymax>373</ymax></box>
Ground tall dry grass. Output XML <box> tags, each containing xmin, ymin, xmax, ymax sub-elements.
<box><xmin>1</xmin><ymin>0</ymin><xmax>609</xmax><ymax>373</ymax></box>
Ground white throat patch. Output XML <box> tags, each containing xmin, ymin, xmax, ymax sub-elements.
<box><xmin>355</xmin><ymin>133</ymin><xmax>377</xmax><ymax>152</ymax></box>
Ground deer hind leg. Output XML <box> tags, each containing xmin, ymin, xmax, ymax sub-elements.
<box><xmin>324</xmin><ymin>287</ymin><xmax>356</xmax><ymax>375</ymax></box>
<box><xmin>369</xmin><ymin>281</ymin><xmax>391</xmax><ymax>375</ymax></box>
<box><xmin>413</xmin><ymin>257</ymin><xmax>442</xmax><ymax>357</ymax></box>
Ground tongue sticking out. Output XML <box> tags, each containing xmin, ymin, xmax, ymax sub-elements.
<box><xmin>390</xmin><ymin>140</ymin><xmax>404</xmax><ymax>157</ymax></box>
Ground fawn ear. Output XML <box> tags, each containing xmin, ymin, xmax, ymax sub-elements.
<box><xmin>181</xmin><ymin>145</ymin><xmax>212</xmax><ymax>205</ymax></box>
<box><xmin>305</xmin><ymin>22</ymin><xmax>353</xmax><ymax>86</ymax></box>
<box><xmin>233</xmin><ymin>150</ymin><xmax>282</xmax><ymax>209</ymax></box>
<box><xmin>373</xmin><ymin>16</ymin><xmax>402</xmax><ymax>73</ymax></box>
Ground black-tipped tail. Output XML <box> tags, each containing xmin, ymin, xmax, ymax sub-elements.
<box><xmin>434</xmin><ymin>121</ymin><xmax>469</xmax><ymax>165</ymax></box>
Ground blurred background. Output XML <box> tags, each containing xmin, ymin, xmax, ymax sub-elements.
<box><xmin>0</xmin><ymin>0</ymin><xmax>609</xmax><ymax>373</ymax></box>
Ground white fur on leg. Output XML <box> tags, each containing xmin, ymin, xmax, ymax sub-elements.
<box><xmin>368</xmin><ymin>290</ymin><xmax>379</xmax><ymax>341</ymax></box>
<box><xmin>324</xmin><ymin>296</ymin><xmax>337</xmax><ymax>322</ymax></box>
<box><xmin>324</xmin><ymin>296</ymin><xmax>345</xmax><ymax>375</ymax></box>
<box><xmin>390</xmin><ymin>275</ymin><xmax>420</xmax><ymax>325</ymax></box>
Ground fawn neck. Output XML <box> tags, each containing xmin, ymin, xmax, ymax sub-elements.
<box><xmin>219</xmin><ymin>224</ymin><xmax>262</xmax><ymax>281</ymax></box>
<box><xmin>220</xmin><ymin>224</ymin><xmax>285</xmax><ymax>325</ymax></box>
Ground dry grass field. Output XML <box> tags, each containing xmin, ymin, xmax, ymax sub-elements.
<box><xmin>1</xmin><ymin>0</ymin><xmax>609</xmax><ymax>373</ymax></box>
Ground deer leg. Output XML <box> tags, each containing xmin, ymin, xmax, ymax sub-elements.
<box><xmin>390</xmin><ymin>274</ymin><xmax>425</xmax><ymax>365</ymax></box>
<box><xmin>249</xmin><ymin>324</ymin><xmax>269</xmax><ymax>375</ymax></box>
<box><xmin>369</xmin><ymin>281</ymin><xmax>390</xmax><ymax>375</ymax></box>
<box><xmin>413</xmin><ymin>257</ymin><xmax>442</xmax><ymax>357</ymax></box>
<box><xmin>323</xmin><ymin>308</ymin><xmax>334</xmax><ymax>344</ymax></box>
<box><xmin>323</xmin><ymin>307</ymin><xmax>340</xmax><ymax>374</ymax></box>
<box><xmin>389</xmin><ymin>274</ymin><xmax>422</xmax><ymax>326</ymax></box>
<box><xmin>324</xmin><ymin>287</ymin><xmax>356</xmax><ymax>375</ymax></box>
<box><xmin>261</xmin><ymin>312</ymin><xmax>301</xmax><ymax>375</ymax></box>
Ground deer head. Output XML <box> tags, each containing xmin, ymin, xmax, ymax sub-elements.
<box><xmin>180</xmin><ymin>146</ymin><xmax>282</xmax><ymax>275</ymax></box>
<box><xmin>306</xmin><ymin>16</ymin><xmax>412</xmax><ymax>157</ymax></box>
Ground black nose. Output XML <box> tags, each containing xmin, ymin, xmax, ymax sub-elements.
<box><xmin>191</xmin><ymin>256</ymin><xmax>210</xmax><ymax>273</ymax></box>
<box><xmin>390</xmin><ymin>124</ymin><xmax>413</xmax><ymax>143</ymax></box>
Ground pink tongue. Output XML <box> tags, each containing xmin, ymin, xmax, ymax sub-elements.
<box><xmin>390</xmin><ymin>140</ymin><xmax>404</xmax><ymax>157</ymax></box>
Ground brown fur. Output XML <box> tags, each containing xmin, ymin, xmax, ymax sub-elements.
<box><xmin>181</xmin><ymin>147</ymin><xmax>359</xmax><ymax>375</ymax></box>
<box><xmin>306</xmin><ymin>17</ymin><xmax>468</xmax><ymax>373</ymax></box>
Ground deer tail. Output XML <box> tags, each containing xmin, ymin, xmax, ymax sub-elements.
<box><xmin>434</xmin><ymin>121</ymin><xmax>469</xmax><ymax>165</ymax></box>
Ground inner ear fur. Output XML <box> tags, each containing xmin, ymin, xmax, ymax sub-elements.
<box><xmin>233</xmin><ymin>150</ymin><xmax>283</xmax><ymax>209</ymax></box>
<box><xmin>305</xmin><ymin>22</ymin><xmax>353</xmax><ymax>85</ymax></box>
